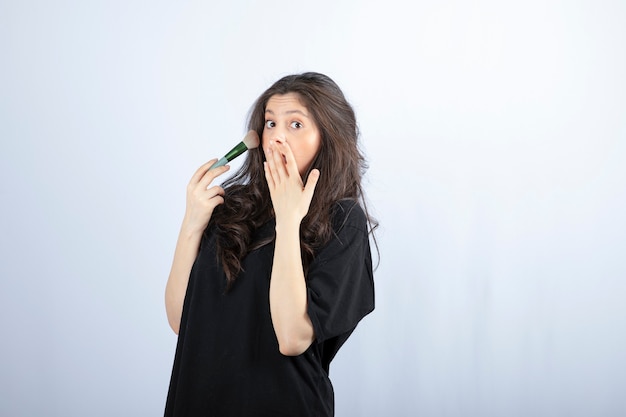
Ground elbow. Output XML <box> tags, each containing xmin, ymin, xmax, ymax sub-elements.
<box><xmin>165</xmin><ymin>302</ymin><xmax>180</xmax><ymax>335</ymax></box>
<box><xmin>276</xmin><ymin>332</ymin><xmax>314</xmax><ymax>356</ymax></box>
<box><xmin>167</xmin><ymin>317</ymin><xmax>180</xmax><ymax>335</ymax></box>
<box><xmin>278</xmin><ymin>340</ymin><xmax>309</xmax><ymax>357</ymax></box>
<box><xmin>272</xmin><ymin>315</ymin><xmax>315</xmax><ymax>356</ymax></box>
<box><xmin>164</xmin><ymin>294</ymin><xmax>181</xmax><ymax>335</ymax></box>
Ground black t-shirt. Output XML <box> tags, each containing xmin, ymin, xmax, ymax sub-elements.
<box><xmin>164</xmin><ymin>200</ymin><xmax>375</xmax><ymax>417</ymax></box>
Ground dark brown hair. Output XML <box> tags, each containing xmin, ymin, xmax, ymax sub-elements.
<box><xmin>210</xmin><ymin>72</ymin><xmax>376</xmax><ymax>288</ymax></box>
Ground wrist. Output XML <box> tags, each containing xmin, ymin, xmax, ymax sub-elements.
<box><xmin>180</xmin><ymin>217</ymin><xmax>207</xmax><ymax>239</ymax></box>
<box><xmin>274</xmin><ymin>218</ymin><xmax>301</xmax><ymax>236</ymax></box>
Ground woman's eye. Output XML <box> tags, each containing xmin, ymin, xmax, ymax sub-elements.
<box><xmin>290</xmin><ymin>121</ymin><xmax>303</xmax><ymax>129</ymax></box>
<box><xmin>265</xmin><ymin>120</ymin><xmax>275</xmax><ymax>128</ymax></box>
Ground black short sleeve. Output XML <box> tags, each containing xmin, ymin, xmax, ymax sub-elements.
<box><xmin>306</xmin><ymin>201</ymin><xmax>375</xmax><ymax>359</ymax></box>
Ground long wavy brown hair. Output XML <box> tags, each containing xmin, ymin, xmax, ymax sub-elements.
<box><xmin>209</xmin><ymin>72</ymin><xmax>377</xmax><ymax>289</ymax></box>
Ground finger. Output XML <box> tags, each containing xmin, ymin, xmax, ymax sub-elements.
<box><xmin>276</xmin><ymin>141</ymin><xmax>299</xmax><ymax>178</ymax></box>
<box><xmin>270</xmin><ymin>143</ymin><xmax>289</xmax><ymax>181</ymax></box>
<box><xmin>189</xmin><ymin>159</ymin><xmax>218</xmax><ymax>185</ymax></box>
<box><xmin>193</xmin><ymin>187</ymin><xmax>226</xmax><ymax>216</ymax></box>
<box><xmin>263</xmin><ymin>145</ymin><xmax>278</xmax><ymax>189</ymax></box>
<box><xmin>303</xmin><ymin>169</ymin><xmax>320</xmax><ymax>203</ymax></box>
<box><xmin>266</xmin><ymin>145</ymin><xmax>284</xmax><ymax>184</ymax></box>
<box><xmin>204</xmin><ymin>185</ymin><xmax>225</xmax><ymax>199</ymax></box>
<box><xmin>198</xmin><ymin>163</ymin><xmax>230</xmax><ymax>190</ymax></box>
<box><xmin>209</xmin><ymin>195</ymin><xmax>225</xmax><ymax>209</ymax></box>
<box><xmin>264</xmin><ymin>161</ymin><xmax>275</xmax><ymax>190</ymax></box>
<box><xmin>191</xmin><ymin>183</ymin><xmax>223</xmax><ymax>203</ymax></box>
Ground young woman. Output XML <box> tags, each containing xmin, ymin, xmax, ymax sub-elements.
<box><xmin>164</xmin><ymin>72</ymin><xmax>376</xmax><ymax>417</ymax></box>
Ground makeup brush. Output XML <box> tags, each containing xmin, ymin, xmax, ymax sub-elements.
<box><xmin>210</xmin><ymin>130</ymin><xmax>260</xmax><ymax>169</ymax></box>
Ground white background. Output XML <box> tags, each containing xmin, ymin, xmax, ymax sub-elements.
<box><xmin>1</xmin><ymin>0</ymin><xmax>625</xmax><ymax>416</ymax></box>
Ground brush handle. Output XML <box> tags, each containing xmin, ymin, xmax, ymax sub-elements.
<box><xmin>224</xmin><ymin>141</ymin><xmax>248</xmax><ymax>161</ymax></box>
<box><xmin>211</xmin><ymin>157</ymin><xmax>229</xmax><ymax>169</ymax></box>
<box><xmin>210</xmin><ymin>141</ymin><xmax>248</xmax><ymax>170</ymax></box>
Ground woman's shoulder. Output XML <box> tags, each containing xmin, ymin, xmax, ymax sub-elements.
<box><xmin>330</xmin><ymin>199</ymin><xmax>367</xmax><ymax>233</ymax></box>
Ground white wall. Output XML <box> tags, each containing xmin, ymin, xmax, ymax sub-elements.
<box><xmin>1</xmin><ymin>0</ymin><xmax>625</xmax><ymax>416</ymax></box>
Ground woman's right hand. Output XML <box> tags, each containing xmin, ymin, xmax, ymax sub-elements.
<box><xmin>182</xmin><ymin>159</ymin><xmax>230</xmax><ymax>234</ymax></box>
<box><xmin>166</xmin><ymin>159</ymin><xmax>229</xmax><ymax>334</ymax></box>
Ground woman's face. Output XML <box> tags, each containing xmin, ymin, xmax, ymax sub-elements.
<box><xmin>262</xmin><ymin>93</ymin><xmax>321</xmax><ymax>176</ymax></box>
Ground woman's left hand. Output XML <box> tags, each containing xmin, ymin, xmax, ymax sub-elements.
<box><xmin>264</xmin><ymin>140</ymin><xmax>320</xmax><ymax>228</ymax></box>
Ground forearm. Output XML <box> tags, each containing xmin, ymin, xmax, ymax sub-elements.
<box><xmin>165</xmin><ymin>159</ymin><xmax>228</xmax><ymax>334</ymax></box>
<box><xmin>165</xmin><ymin>222</ymin><xmax>204</xmax><ymax>334</ymax></box>
<box><xmin>269</xmin><ymin>222</ymin><xmax>315</xmax><ymax>356</ymax></box>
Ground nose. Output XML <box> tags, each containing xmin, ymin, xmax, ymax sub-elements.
<box><xmin>270</xmin><ymin>128</ymin><xmax>287</xmax><ymax>144</ymax></box>
<box><xmin>263</xmin><ymin>130</ymin><xmax>284</xmax><ymax>154</ymax></box>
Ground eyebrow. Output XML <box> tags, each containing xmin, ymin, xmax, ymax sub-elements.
<box><xmin>265</xmin><ymin>109</ymin><xmax>310</xmax><ymax>118</ymax></box>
